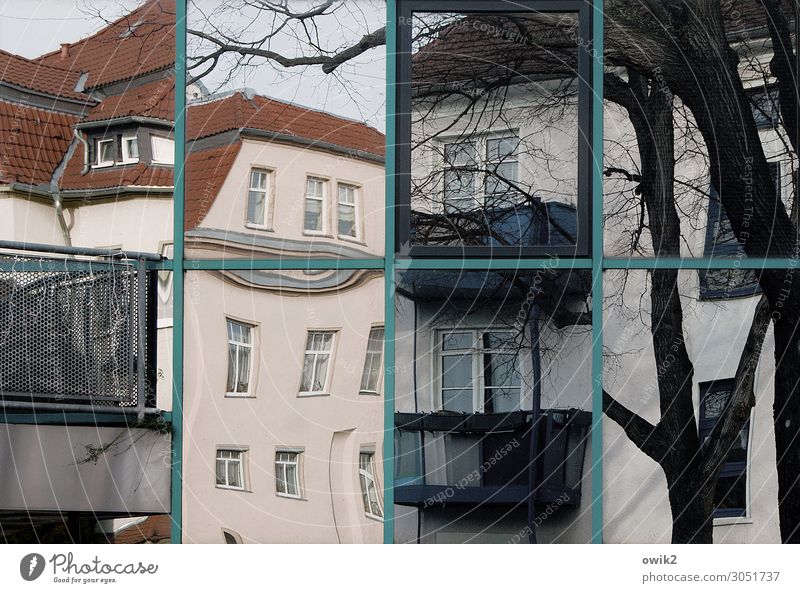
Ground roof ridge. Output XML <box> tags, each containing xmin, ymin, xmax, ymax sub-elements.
<box><xmin>35</xmin><ymin>0</ymin><xmax>170</xmax><ymax>62</ymax></box>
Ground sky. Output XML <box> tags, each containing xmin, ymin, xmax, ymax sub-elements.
<box><xmin>0</xmin><ymin>0</ymin><xmax>386</xmax><ymax>130</ymax></box>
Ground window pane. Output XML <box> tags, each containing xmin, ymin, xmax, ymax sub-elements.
<box><xmin>441</xmin><ymin>354</ymin><xmax>472</xmax><ymax>389</ymax></box>
<box><xmin>338</xmin><ymin>203</ymin><xmax>356</xmax><ymax>237</ymax></box>
<box><xmin>304</xmin><ymin>198</ymin><xmax>323</xmax><ymax>231</ymax></box>
<box><xmin>406</xmin><ymin>11</ymin><xmax>582</xmax><ymax>253</ymax></box>
<box><xmin>247</xmin><ymin>190</ymin><xmax>266</xmax><ymax>225</ymax></box>
<box><xmin>226</xmin><ymin>343</ymin><xmax>236</xmax><ymax>392</ymax></box>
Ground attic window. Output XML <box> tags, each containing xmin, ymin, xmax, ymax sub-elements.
<box><xmin>151</xmin><ymin>136</ymin><xmax>174</xmax><ymax>165</ymax></box>
<box><xmin>122</xmin><ymin>136</ymin><xmax>139</xmax><ymax>164</ymax></box>
<box><xmin>95</xmin><ymin>139</ymin><xmax>115</xmax><ymax>167</ymax></box>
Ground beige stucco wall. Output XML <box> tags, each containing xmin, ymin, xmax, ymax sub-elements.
<box><xmin>183</xmin><ymin>270</ymin><xmax>384</xmax><ymax>543</ymax></box>
<box><xmin>197</xmin><ymin>138</ymin><xmax>385</xmax><ymax>256</ymax></box>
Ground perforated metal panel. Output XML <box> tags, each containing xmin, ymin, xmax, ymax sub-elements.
<box><xmin>0</xmin><ymin>255</ymin><xmax>156</xmax><ymax>409</ymax></box>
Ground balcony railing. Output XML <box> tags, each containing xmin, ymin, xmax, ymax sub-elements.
<box><xmin>0</xmin><ymin>246</ymin><xmax>159</xmax><ymax>414</ymax></box>
<box><xmin>394</xmin><ymin>408</ymin><xmax>590</xmax><ymax>507</ymax></box>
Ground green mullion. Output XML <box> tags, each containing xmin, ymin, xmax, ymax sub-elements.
<box><xmin>170</xmin><ymin>0</ymin><xmax>187</xmax><ymax>545</ymax></box>
<box><xmin>591</xmin><ymin>0</ymin><xmax>604</xmax><ymax>545</ymax></box>
<box><xmin>383</xmin><ymin>0</ymin><xmax>397</xmax><ymax>546</ymax></box>
<box><xmin>603</xmin><ymin>257</ymin><xmax>800</xmax><ymax>269</ymax></box>
<box><xmin>395</xmin><ymin>257</ymin><xmax>593</xmax><ymax>270</ymax></box>
<box><xmin>183</xmin><ymin>258</ymin><xmax>385</xmax><ymax>271</ymax></box>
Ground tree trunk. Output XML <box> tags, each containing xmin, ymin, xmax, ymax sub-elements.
<box><xmin>666</xmin><ymin>464</ymin><xmax>715</xmax><ymax>544</ymax></box>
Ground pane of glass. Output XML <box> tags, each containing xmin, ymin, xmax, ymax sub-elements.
<box><xmin>226</xmin><ymin>343</ymin><xmax>236</xmax><ymax>392</ymax></box>
<box><xmin>186</xmin><ymin>269</ymin><xmax>383</xmax><ymax>540</ymax></box>
<box><xmin>216</xmin><ymin>459</ymin><xmax>225</xmax><ymax>485</ymax></box>
<box><xmin>312</xmin><ymin>354</ymin><xmax>330</xmax><ymax>391</ymax></box>
<box><xmin>395</xmin><ymin>268</ymin><xmax>592</xmax><ymax>543</ymax></box>
<box><xmin>228</xmin><ymin>461</ymin><xmax>242</xmax><ymax>488</ymax></box>
<box><xmin>602</xmin><ymin>269</ymin><xmax>788</xmax><ymax>543</ymax></box>
<box><xmin>185</xmin><ymin>0</ymin><xmax>384</xmax><ymax>260</ymax></box>
<box><xmin>407</xmin><ymin>10</ymin><xmax>582</xmax><ymax>253</ymax></box>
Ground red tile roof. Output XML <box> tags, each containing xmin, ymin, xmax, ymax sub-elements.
<box><xmin>0</xmin><ymin>100</ymin><xmax>78</xmax><ymax>186</ymax></box>
<box><xmin>187</xmin><ymin>92</ymin><xmax>385</xmax><ymax>158</ymax></box>
<box><xmin>184</xmin><ymin>141</ymin><xmax>242</xmax><ymax>229</ymax></box>
<box><xmin>0</xmin><ymin>49</ymin><xmax>89</xmax><ymax>102</ymax></box>
<box><xmin>112</xmin><ymin>515</ymin><xmax>171</xmax><ymax>544</ymax></box>
<box><xmin>59</xmin><ymin>152</ymin><xmax>173</xmax><ymax>192</ymax></box>
<box><xmin>38</xmin><ymin>0</ymin><xmax>175</xmax><ymax>91</ymax></box>
<box><xmin>85</xmin><ymin>76</ymin><xmax>175</xmax><ymax>123</ymax></box>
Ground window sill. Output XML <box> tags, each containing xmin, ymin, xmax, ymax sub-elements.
<box><xmin>92</xmin><ymin>162</ymin><xmax>115</xmax><ymax>169</ymax></box>
<box><xmin>713</xmin><ymin>516</ymin><xmax>752</xmax><ymax>527</ymax></box>
<box><xmin>337</xmin><ymin>235</ymin><xmax>366</xmax><ymax>246</ymax></box>
<box><xmin>298</xmin><ymin>391</ymin><xmax>330</xmax><ymax>398</ymax></box>
<box><xmin>224</xmin><ymin>393</ymin><xmax>256</xmax><ymax>399</ymax></box>
<box><xmin>244</xmin><ymin>223</ymin><xmax>273</xmax><ymax>232</ymax></box>
<box><xmin>276</xmin><ymin>492</ymin><xmax>306</xmax><ymax>501</ymax></box>
<box><xmin>302</xmin><ymin>230</ymin><xmax>332</xmax><ymax>238</ymax></box>
<box><xmin>359</xmin><ymin>390</ymin><xmax>381</xmax><ymax>396</ymax></box>
<box><xmin>215</xmin><ymin>485</ymin><xmax>251</xmax><ymax>493</ymax></box>
<box><xmin>365</xmin><ymin>513</ymin><xmax>384</xmax><ymax>523</ymax></box>
<box><xmin>119</xmin><ymin>159</ymin><xmax>139</xmax><ymax>165</ymax></box>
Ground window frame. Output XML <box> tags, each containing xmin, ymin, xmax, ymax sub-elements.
<box><xmin>121</xmin><ymin>134</ymin><xmax>140</xmax><ymax>164</ymax></box>
<box><xmin>275</xmin><ymin>449</ymin><xmax>304</xmax><ymax>499</ymax></box>
<box><xmin>150</xmin><ymin>134</ymin><xmax>175</xmax><ymax>165</ymax></box>
<box><xmin>94</xmin><ymin>138</ymin><xmax>115</xmax><ymax>168</ymax></box>
<box><xmin>394</xmin><ymin>0</ymin><xmax>593</xmax><ymax>259</ymax></box>
<box><xmin>298</xmin><ymin>329</ymin><xmax>337</xmax><ymax>396</ymax></box>
<box><xmin>359</xmin><ymin>450</ymin><xmax>384</xmax><ymax>521</ymax></box>
<box><xmin>215</xmin><ymin>448</ymin><xmax>248</xmax><ymax>491</ymax></box>
<box><xmin>336</xmin><ymin>182</ymin><xmax>361</xmax><ymax>241</ymax></box>
<box><xmin>225</xmin><ymin>318</ymin><xmax>255</xmax><ymax>397</ymax></box>
<box><xmin>698</xmin><ymin>379</ymin><xmax>751</xmax><ymax>521</ymax></box>
<box><xmin>433</xmin><ymin>327</ymin><xmax>527</xmax><ymax>414</ymax></box>
<box><xmin>303</xmin><ymin>175</ymin><xmax>328</xmax><ymax>235</ymax></box>
<box><xmin>359</xmin><ymin>326</ymin><xmax>385</xmax><ymax>395</ymax></box>
<box><xmin>245</xmin><ymin>167</ymin><xmax>272</xmax><ymax>230</ymax></box>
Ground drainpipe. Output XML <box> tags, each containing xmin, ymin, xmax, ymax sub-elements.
<box><xmin>73</xmin><ymin>128</ymin><xmax>90</xmax><ymax>175</ymax></box>
<box><xmin>51</xmin><ymin>191</ymin><xmax>72</xmax><ymax>247</ymax></box>
<box><xmin>526</xmin><ymin>304</ymin><xmax>542</xmax><ymax>544</ymax></box>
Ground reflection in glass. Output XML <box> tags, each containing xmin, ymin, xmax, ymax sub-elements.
<box><xmin>407</xmin><ymin>11</ymin><xmax>582</xmax><ymax>251</ymax></box>
<box><xmin>394</xmin><ymin>269</ymin><xmax>592</xmax><ymax>544</ymax></box>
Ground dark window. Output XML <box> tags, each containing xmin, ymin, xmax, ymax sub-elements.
<box><xmin>700</xmin><ymin>162</ymin><xmax>781</xmax><ymax>298</ymax></box>
<box><xmin>747</xmin><ymin>86</ymin><xmax>780</xmax><ymax>128</ymax></box>
<box><xmin>699</xmin><ymin>380</ymin><xmax>749</xmax><ymax>519</ymax></box>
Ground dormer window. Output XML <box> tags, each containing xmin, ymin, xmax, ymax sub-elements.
<box><xmin>151</xmin><ymin>135</ymin><xmax>174</xmax><ymax>165</ymax></box>
<box><xmin>95</xmin><ymin>139</ymin><xmax>115</xmax><ymax>167</ymax></box>
<box><xmin>121</xmin><ymin>136</ymin><xmax>139</xmax><ymax>164</ymax></box>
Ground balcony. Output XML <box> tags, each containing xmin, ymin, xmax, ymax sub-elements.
<box><xmin>0</xmin><ymin>247</ymin><xmax>158</xmax><ymax>415</ymax></box>
<box><xmin>394</xmin><ymin>408</ymin><xmax>590</xmax><ymax>508</ymax></box>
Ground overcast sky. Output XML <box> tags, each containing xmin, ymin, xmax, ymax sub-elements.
<box><xmin>0</xmin><ymin>0</ymin><xmax>386</xmax><ymax>129</ymax></box>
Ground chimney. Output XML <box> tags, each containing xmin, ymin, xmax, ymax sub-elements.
<box><xmin>60</xmin><ymin>43</ymin><xmax>70</xmax><ymax>59</ymax></box>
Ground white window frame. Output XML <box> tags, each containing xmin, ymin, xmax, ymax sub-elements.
<box><xmin>359</xmin><ymin>451</ymin><xmax>383</xmax><ymax>521</ymax></box>
<box><xmin>151</xmin><ymin>135</ymin><xmax>175</xmax><ymax>165</ymax></box>
<box><xmin>359</xmin><ymin>326</ymin><xmax>384</xmax><ymax>395</ymax></box>
<box><xmin>215</xmin><ymin>448</ymin><xmax>247</xmax><ymax>491</ymax></box>
<box><xmin>245</xmin><ymin>167</ymin><xmax>271</xmax><ymax>229</ymax></box>
<box><xmin>434</xmin><ymin>327</ymin><xmax>526</xmax><ymax>413</ymax></box>
<box><xmin>439</xmin><ymin>130</ymin><xmax>520</xmax><ymax>213</ymax></box>
<box><xmin>303</xmin><ymin>176</ymin><xmax>327</xmax><ymax>234</ymax></box>
<box><xmin>226</xmin><ymin>318</ymin><xmax>254</xmax><ymax>397</ymax></box>
<box><xmin>121</xmin><ymin>135</ymin><xmax>139</xmax><ymax>164</ymax></box>
<box><xmin>94</xmin><ymin>138</ymin><xmax>115</xmax><ymax>168</ymax></box>
<box><xmin>275</xmin><ymin>450</ymin><xmax>303</xmax><ymax>499</ymax></box>
<box><xmin>299</xmin><ymin>330</ymin><xmax>337</xmax><ymax>396</ymax></box>
<box><xmin>336</xmin><ymin>182</ymin><xmax>360</xmax><ymax>241</ymax></box>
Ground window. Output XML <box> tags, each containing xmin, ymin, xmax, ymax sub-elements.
<box><xmin>121</xmin><ymin>135</ymin><xmax>139</xmax><ymax>163</ymax></box>
<box><xmin>299</xmin><ymin>330</ymin><xmax>335</xmax><ymax>394</ymax></box>
<box><xmin>304</xmin><ymin>177</ymin><xmax>326</xmax><ymax>233</ymax></box>
<box><xmin>337</xmin><ymin>184</ymin><xmax>358</xmax><ymax>239</ymax></box>
<box><xmin>747</xmin><ymin>85</ymin><xmax>780</xmax><ymax>128</ymax></box>
<box><xmin>443</xmin><ymin>141</ymin><xmax>477</xmax><ymax>213</ymax></box>
<box><xmin>226</xmin><ymin>319</ymin><xmax>253</xmax><ymax>396</ymax></box>
<box><xmin>699</xmin><ymin>380</ymin><xmax>750</xmax><ymax>519</ymax></box>
<box><xmin>95</xmin><ymin>139</ymin><xmax>115</xmax><ymax>167</ymax></box>
<box><xmin>359</xmin><ymin>452</ymin><xmax>383</xmax><ymax>520</ymax></box>
<box><xmin>275</xmin><ymin>451</ymin><xmax>302</xmax><ymax>498</ymax></box>
<box><xmin>216</xmin><ymin>449</ymin><xmax>246</xmax><ymax>490</ymax></box>
<box><xmin>439</xmin><ymin>329</ymin><xmax>522</xmax><ymax>413</ymax></box>
<box><xmin>151</xmin><ymin>135</ymin><xmax>174</xmax><ymax>164</ymax></box>
<box><xmin>701</xmin><ymin>162</ymin><xmax>781</xmax><ymax>298</ymax></box>
<box><xmin>222</xmin><ymin>530</ymin><xmax>241</xmax><ymax>544</ymax></box>
<box><xmin>246</xmin><ymin>168</ymin><xmax>270</xmax><ymax>228</ymax></box>
<box><xmin>359</xmin><ymin>326</ymin><xmax>384</xmax><ymax>394</ymax></box>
